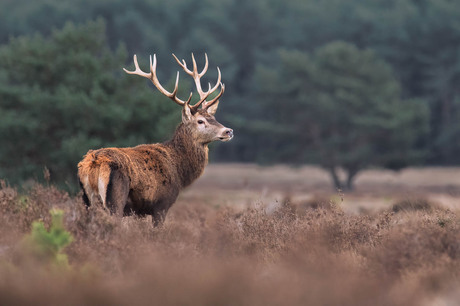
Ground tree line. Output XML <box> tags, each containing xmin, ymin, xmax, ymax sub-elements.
<box><xmin>0</xmin><ymin>0</ymin><xmax>459</xmax><ymax>189</ymax></box>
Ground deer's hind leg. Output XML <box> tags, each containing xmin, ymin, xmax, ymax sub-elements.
<box><xmin>79</xmin><ymin>180</ymin><xmax>91</xmax><ymax>208</ymax></box>
<box><xmin>105</xmin><ymin>168</ymin><xmax>130</xmax><ymax>217</ymax></box>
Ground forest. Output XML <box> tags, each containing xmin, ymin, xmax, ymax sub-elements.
<box><xmin>1</xmin><ymin>0</ymin><xmax>460</xmax><ymax>189</ymax></box>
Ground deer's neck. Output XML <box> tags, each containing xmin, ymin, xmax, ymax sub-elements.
<box><xmin>165</xmin><ymin>124</ymin><xmax>209</xmax><ymax>188</ymax></box>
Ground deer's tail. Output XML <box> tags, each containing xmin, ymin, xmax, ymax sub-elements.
<box><xmin>77</xmin><ymin>151</ymin><xmax>112</xmax><ymax>208</ymax></box>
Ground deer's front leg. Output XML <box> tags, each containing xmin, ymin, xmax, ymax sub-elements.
<box><xmin>152</xmin><ymin>209</ymin><xmax>167</xmax><ymax>227</ymax></box>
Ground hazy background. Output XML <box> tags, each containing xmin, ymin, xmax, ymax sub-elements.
<box><xmin>1</xmin><ymin>0</ymin><xmax>459</xmax><ymax>190</ymax></box>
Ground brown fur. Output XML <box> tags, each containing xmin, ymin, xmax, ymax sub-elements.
<box><xmin>78</xmin><ymin>110</ymin><xmax>231</xmax><ymax>226</ymax></box>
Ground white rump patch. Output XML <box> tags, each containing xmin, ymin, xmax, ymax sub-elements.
<box><xmin>98</xmin><ymin>176</ymin><xmax>108</xmax><ymax>207</ymax></box>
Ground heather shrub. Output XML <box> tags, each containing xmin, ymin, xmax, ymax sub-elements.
<box><xmin>370</xmin><ymin>209</ymin><xmax>460</xmax><ymax>276</ymax></box>
<box><xmin>0</xmin><ymin>183</ymin><xmax>459</xmax><ymax>306</ymax></box>
<box><xmin>391</xmin><ymin>197</ymin><xmax>439</xmax><ymax>213</ymax></box>
<box><xmin>296</xmin><ymin>196</ymin><xmax>338</xmax><ymax>211</ymax></box>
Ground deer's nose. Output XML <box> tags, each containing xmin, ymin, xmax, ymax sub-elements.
<box><xmin>225</xmin><ymin>129</ymin><xmax>234</xmax><ymax>138</ymax></box>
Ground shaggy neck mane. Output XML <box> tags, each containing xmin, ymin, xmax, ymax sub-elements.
<box><xmin>165</xmin><ymin>123</ymin><xmax>208</xmax><ymax>187</ymax></box>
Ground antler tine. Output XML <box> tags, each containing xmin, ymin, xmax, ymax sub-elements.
<box><xmin>201</xmin><ymin>83</ymin><xmax>225</xmax><ymax>111</ymax></box>
<box><xmin>183</xmin><ymin>91</ymin><xmax>194</xmax><ymax>105</ymax></box>
<box><xmin>199</xmin><ymin>53</ymin><xmax>209</xmax><ymax>77</ymax></box>
<box><xmin>123</xmin><ymin>55</ymin><xmax>151</xmax><ymax>78</ymax></box>
<box><xmin>171</xmin><ymin>71</ymin><xmax>180</xmax><ymax>97</ymax></box>
<box><xmin>192</xmin><ymin>59</ymin><xmax>222</xmax><ymax>110</ymax></box>
<box><xmin>172</xmin><ymin>54</ymin><xmax>191</xmax><ymax>75</ymax></box>
<box><xmin>173</xmin><ymin>53</ymin><xmax>213</xmax><ymax>102</ymax></box>
<box><xmin>208</xmin><ymin>67</ymin><xmax>221</xmax><ymax>94</ymax></box>
<box><xmin>173</xmin><ymin>53</ymin><xmax>208</xmax><ymax>77</ymax></box>
<box><xmin>150</xmin><ymin>54</ymin><xmax>188</xmax><ymax>106</ymax></box>
<box><xmin>190</xmin><ymin>53</ymin><xmax>209</xmax><ymax>78</ymax></box>
<box><xmin>191</xmin><ymin>53</ymin><xmax>198</xmax><ymax>77</ymax></box>
<box><xmin>149</xmin><ymin>54</ymin><xmax>174</xmax><ymax>93</ymax></box>
<box><xmin>190</xmin><ymin>82</ymin><xmax>213</xmax><ymax>111</ymax></box>
<box><xmin>191</xmin><ymin>67</ymin><xmax>221</xmax><ymax>110</ymax></box>
<box><xmin>124</xmin><ymin>54</ymin><xmax>192</xmax><ymax>106</ymax></box>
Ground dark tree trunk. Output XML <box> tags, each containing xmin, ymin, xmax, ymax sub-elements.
<box><xmin>345</xmin><ymin>168</ymin><xmax>359</xmax><ymax>191</ymax></box>
<box><xmin>328</xmin><ymin>166</ymin><xmax>360</xmax><ymax>191</ymax></box>
<box><xmin>328</xmin><ymin>167</ymin><xmax>343</xmax><ymax>191</ymax></box>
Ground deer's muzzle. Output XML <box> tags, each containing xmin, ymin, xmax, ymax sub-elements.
<box><xmin>219</xmin><ymin>128</ymin><xmax>233</xmax><ymax>141</ymax></box>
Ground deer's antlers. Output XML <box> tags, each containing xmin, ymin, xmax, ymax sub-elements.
<box><xmin>123</xmin><ymin>54</ymin><xmax>224</xmax><ymax>112</ymax></box>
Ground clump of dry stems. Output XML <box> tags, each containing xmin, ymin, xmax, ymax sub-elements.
<box><xmin>0</xmin><ymin>182</ymin><xmax>459</xmax><ymax>305</ymax></box>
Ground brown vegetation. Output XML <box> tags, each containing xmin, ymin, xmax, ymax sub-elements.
<box><xmin>1</xmin><ymin>165</ymin><xmax>460</xmax><ymax>305</ymax></box>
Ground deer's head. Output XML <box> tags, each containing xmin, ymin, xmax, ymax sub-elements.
<box><xmin>124</xmin><ymin>53</ymin><xmax>233</xmax><ymax>145</ymax></box>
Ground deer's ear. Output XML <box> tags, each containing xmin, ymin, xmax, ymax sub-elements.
<box><xmin>182</xmin><ymin>104</ymin><xmax>193</xmax><ymax>123</ymax></box>
<box><xmin>206</xmin><ymin>100</ymin><xmax>219</xmax><ymax>116</ymax></box>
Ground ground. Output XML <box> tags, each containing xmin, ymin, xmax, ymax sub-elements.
<box><xmin>0</xmin><ymin>164</ymin><xmax>459</xmax><ymax>305</ymax></box>
<box><xmin>178</xmin><ymin>164</ymin><xmax>460</xmax><ymax>213</ymax></box>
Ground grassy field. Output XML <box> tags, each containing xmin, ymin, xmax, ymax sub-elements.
<box><xmin>181</xmin><ymin>164</ymin><xmax>460</xmax><ymax>212</ymax></box>
<box><xmin>0</xmin><ymin>164</ymin><xmax>459</xmax><ymax>305</ymax></box>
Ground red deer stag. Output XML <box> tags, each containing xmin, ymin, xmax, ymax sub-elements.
<box><xmin>78</xmin><ymin>53</ymin><xmax>233</xmax><ymax>226</ymax></box>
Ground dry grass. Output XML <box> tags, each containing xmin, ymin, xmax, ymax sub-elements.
<box><xmin>0</xmin><ymin>164</ymin><xmax>460</xmax><ymax>305</ymax></box>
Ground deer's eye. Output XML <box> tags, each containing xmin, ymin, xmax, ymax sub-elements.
<box><xmin>197</xmin><ymin>120</ymin><xmax>204</xmax><ymax>124</ymax></box>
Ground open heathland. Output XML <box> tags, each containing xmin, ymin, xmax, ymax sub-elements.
<box><xmin>0</xmin><ymin>164</ymin><xmax>459</xmax><ymax>305</ymax></box>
